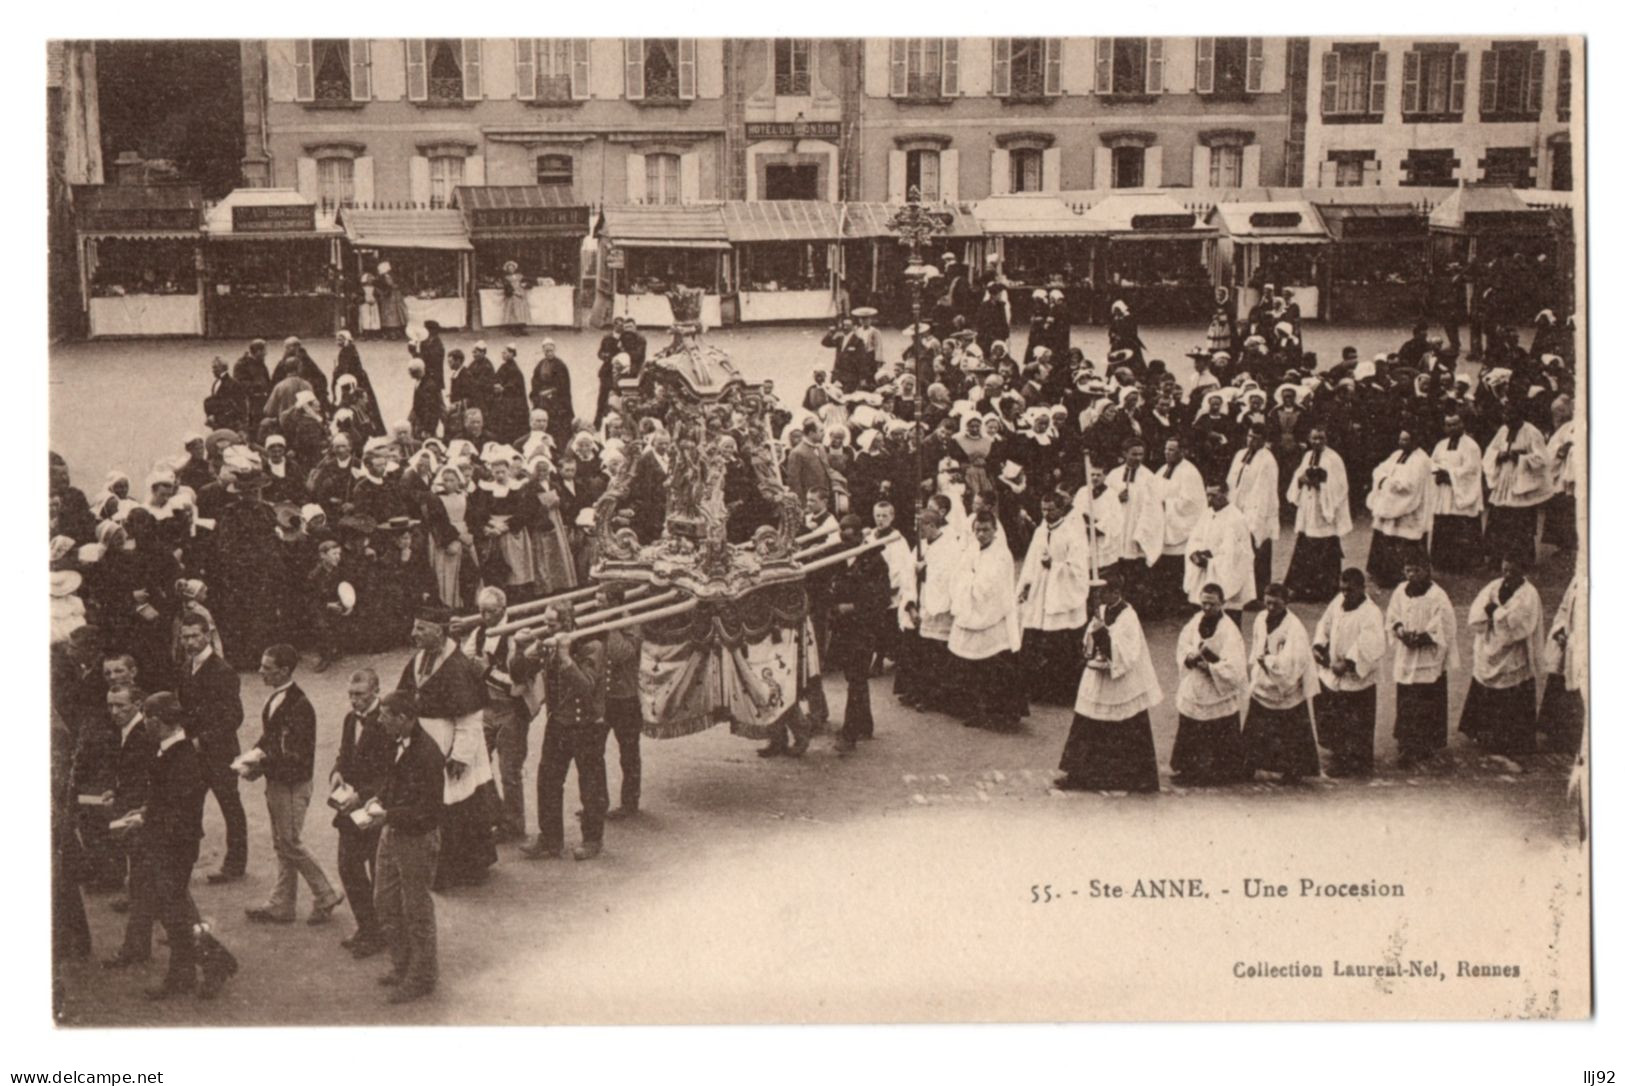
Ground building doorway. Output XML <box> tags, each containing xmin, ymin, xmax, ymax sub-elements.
<box><xmin>764</xmin><ymin>163</ymin><xmax>820</xmax><ymax>200</ymax></box>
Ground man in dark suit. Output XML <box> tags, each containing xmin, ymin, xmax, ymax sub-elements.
<box><xmin>99</xmin><ymin>682</ymin><xmax>158</xmax><ymax>969</ymax></box>
<box><xmin>619</xmin><ymin>317</ymin><xmax>647</xmax><ymax>376</ymax></box>
<box><xmin>627</xmin><ymin>429</ymin><xmax>671</xmax><ymax>544</ymax></box>
<box><xmin>372</xmin><ymin>690</ymin><xmax>445</xmax><ymax>1003</ymax></box>
<box><xmin>520</xmin><ymin>604</ymin><xmax>609</xmax><ymax>862</ymax></box>
<box><xmin>245</xmin><ymin>643</ymin><xmax>344</xmax><ymax>924</ymax></box>
<box><xmin>330</xmin><ymin>668</ymin><xmax>393</xmax><ymax>958</ymax></box>
<box><xmin>232</xmin><ymin>339</ymin><xmax>272</xmax><ymax>409</ymax></box>
<box><xmin>828</xmin><ymin>516</ymin><xmax>892</xmax><ymax>754</ymax></box>
<box><xmin>176</xmin><ymin>613</ymin><xmax>247</xmax><ymax>883</ymax></box>
<box><xmin>595</xmin><ymin>317</ymin><xmax>626</xmax><ymax>425</ymax></box>
<box><xmin>204</xmin><ymin>358</ymin><xmax>251</xmax><ymax>435</ymax></box>
<box><xmin>129</xmin><ymin>693</ymin><xmax>240</xmax><ymax>1000</ymax></box>
<box><xmin>785</xmin><ymin>419</ymin><xmax>832</xmax><ymax>505</ymax></box>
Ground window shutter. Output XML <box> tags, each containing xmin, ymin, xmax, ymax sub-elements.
<box><xmin>941</xmin><ymin>39</ymin><xmax>959</xmax><ymax>95</ymax></box>
<box><xmin>464</xmin><ymin>155</ymin><xmax>486</xmax><ymax>187</ymax></box>
<box><xmin>1192</xmin><ymin>144</ymin><xmax>1212</xmax><ymax>188</ymax></box>
<box><xmin>1045</xmin><ymin>39</ymin><xmax>1063</xmax><ymax>95</ymax></box>
<box><xmin>349</xmin><ymin>40</ymin><xmax>372</xmax><ymax>101</ymax></box>
<box><xmin>462</xmin><ymin>40</ymin><xmax>483</xmax><ymax>99</ymax></box>
<box><xmin>1401</xmin><ymin>51</ymin><xmax>1420</xmax><ymax>113</ymax></box>
<box><xmin>889</xmin><ymin>40</ymin><xmax>907</xmax><ymax>97</ymax></box>
<box><xmin>1147</xmin><ymin>38</ymin><xmax>1164</xmax><ymax>93</ymax></box>
<box><xmin>625</xmin><ymin>39</ymin><xmax>644</xmax><ymax>100</ymax></box>
<box><xmin>940</xmin><ymin>149</ymin><xmax>960</xmax><ymax>203</ymax></box>
<box><xmin>353</xmin><ymin>157</ymin><xmax>375</xmax><ymax>206</ymax></box>
<box><xmin>1196</xmin><ymin>38</ymin><xmax>1214</xmax><ymax>94</ymax></box>
<box><xmin>1095</xmin><ymin>39</ymin><xmax>1113</xmax><ymax>93</ymax></box>
<box><xmin>409</xmin><ymin>156</ymin><xmax>431</xmax><ymax>205</ymax></box>
<box><xmin>1450</xmin><ymin>50</ymin><xmax>1468</xmax><ymax>113</ymax></box>
<box><xmin>1368</xmin><ymin>50</ymin><xmax>1387</xmax><ymax>114</ymax></box>
<box><xmin>625</xmin><ymin>152</ymin><xmax>646</xmax><ymax>203</ymax></box>
<box><xmin>679</xmin><ymin>151</ymin><xmax>700</xmax><ymax>202</ymax></box>
<box><xmin>1241</xmin><ymin>143</ymin><xmax>1261</xmax><ymax>187</ymax></box>
<box><xmin>296</xmin><ymin>156</ymin><xmax>319</xmax><ymax>201</ymax></box>
<box><xmin>1320</xmin><ymin>50</ymin><xmax>1339</xmax><ymax>114</ymax></box>
<box><xmin>1246</xmin><ymin>37</ymin><xmax>1264</xmax><ymax>92</ymax></box>
<box><xmin>406</xmin><ymin>39</ymin><xmax>427</xmax><ymax>101</ymax></box>
<box><xmin>572</xmin><ymin>39</ymin><xmax>591</xmax><ymax>99</ymax></box>
<box><xmin>886</xmin><ymin>150</ymin><xmax>906</xmax><ymax>202</ymax></box>
<box><xmin>1479</xmin><ymin>49</ymin><xmax>1498</xmax><ymax>114</ymax></box>
<box><xmin>1529</xmin><ymin>49</ymin><xmax>1545</xmax><ymax>115</ymax></box>
<box><xmin>1094</xmin><ymin>146</ymin><xmax>1113</xmax><ymax>188</ymax></box>
<box><xmin>1041</xmin><ymin>147</ymin><xmax>1060</xmax><ymax>192</ymax></box>
<box><xmin>992</xmin><ymin>39</ymin><xmax>1011</xmax><ymax>97</ymax></box>
<box><xmin>678</xmin><ymin>39</ymin><xmax>697</xmax><ymax>99</ymax></box>
<box><xmin>515</xmin><ymin>38</ymin><xmax>535</xmax><ymax>99</ymax></box>
<box><xmin>990</xmin><ymin>149</ymin><xmax>1010</xmax><ymax>194</ymax></box>
<box><xmin>1143</xmin><ymin>145</ymin><xmax>1162</xmax><ymax>188</ymax></box>
<box><xmin>1361</xmin><ymin>159</ymin><xmax>1381</xmax><ymax>187</ymax></box>
<box><xmin>294</xmin><ymin>40</ymin><xmax>314</xmax><ymax>101</ymax></box>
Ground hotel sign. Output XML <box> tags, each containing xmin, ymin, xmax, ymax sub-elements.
<box><xmin>745</xmin><ymin>121</ymin><xmax>842</xmax><ymax>141</ymax></box>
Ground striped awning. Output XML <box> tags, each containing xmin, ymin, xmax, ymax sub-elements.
<box><xmin>452</xmin><ymin>186</ymin><xmax>591</xmax><ymax>237</ymax></box>
<box><xmin>721</xmin><ymin>201</ymin><xmax>844</xmax><ymax>243</ymax></box>
<box><xmin>599</xmin><ymin>204</ymin><xmax>729</xmax><ymax>244</ymax></box>
<box><xmin>337</xmin><ymin>208</ymin><xmax>473</xmax><ymax>251</ymax></box>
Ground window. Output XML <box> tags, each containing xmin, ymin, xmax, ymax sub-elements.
<box><xmin>1111</xmin><ymin>146</ymin><xmax>1144</xmax><ymax>189</ymax></box>
<box><xmin>1010</xmin><ymin>148</ymin><xmax>1043</xmax><ymax>192</ymax></box>
<box><xmin>1550</xmin><ymin>140</ymin><xmax>1572</xmax><ymax>191</ymax></box>
<box><xmin>428</xmin><ymin>155</ymin><xmax>463</xmax><ymax>209</ymax></box>
<box><xmin>905</xmin><ymin>149</ymin><xmax>941</xmax><ymax>201</ymax></box>
<box><xmin>775</xmin><ymin>39</ymin><xmax>811</xmax><ymax>96</ymax></box>
<box><xmin>1400</xmin><ymin>149</ymin><xmax>1456</xmax><ymax>186</ymax></box>
<box><xmin>316</xmin><ymin>157</ymin><xmax>354</xmax><ymax>211</ymax></box>
<box><xmin>1557</xmin><ymin>49</ymin><xmax>1571</xmax><ymax>121</ymax></box>
<box><xmin>1481</xmin><ymin>147</ymin><xmax>1535</xmax><ymax>188</ymax></box>
<box><xmin>1320</xmin><ymin>46</ymin><xmax>1387</xmax><ymax>118</ymax></box>
<box><xmin>1198</xmin><ymin>38</ymin><xmax>1263</xmax><ymax>95</ymax></box>
<box><xmin>1334</xmin><ymin>157</ymin><xmax>1367</xmax><ymax>187</ymax></box>
<box><xmin>1402</xmin><ymin>47</ymin><xmax>1466</xmax><ymax>117</ymax></box>
<box><xmin>632</xmin><ymin>39</ymin><xmax>694</xmax><ymax>102</ymax></box>
<box><xmin>536</xmin><ymin>154</ymin><xmax>573</xmax><ymax>188</ymax></box>
<box><xmin>294</xmin><ymin>40</ymin><xmax>370</xmax><ymax>103</ymax></box>
<box><xmin>1480</xmin><ymin>42</ymin><xmax>1544</xmax><ymax>118</ymax></box>
<box><xmin>645</xmin><ymin>153</ymin><xmax>681</xmax><ymax>205</ymax></box>
<box><xmin>994</xmin><ymin>39</ymin><xmax>1061</xmax><ymax>98</ymax></box>
<box><xmin>889</xmin><ymin>39</ymin><xmax>960</xmax><ymax>98</ymax></box>
<box><xmin>1095</xmin><ymin>38</ymin><xmax>1164</xmax><ymax>96</ymax></box>
<box><xmin>407</xmin><ymin>39</ymin><xmax>481</xmax><ymax>102</ymax></box>
<box><xmin>517</xmin><ymin>39</ymin><xmax>589</xmax><ymax>102</ymax></box>
<box><xmin>1209</xmin><ymin>145</ymin><xmax>1243</xmax><ymax>188</ymax></box>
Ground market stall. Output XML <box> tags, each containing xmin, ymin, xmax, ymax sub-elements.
<box><xmin>721</xmin><ymin>201</ymin><xmax>841</xmax><ymax>323</ymax></box>
<box><xmin>453</xmin><ymin>185</ymin><xmax>591</xmax><ymax>331</ymax></box>
<box><xmin>338</xmin><ymin>207</ymin><xmax>472</xmax><ymax>332</ymax></box>
<box><xmin>596</xmin><ymin>206</ymin><xmax>729</xmax><ymax>329</ymax></box>
<box><xmin>972</xmin><ymin>194</ymin><xmax>1091</xmax><ymax>326</ymax></box>
<box><xmin>1207</xmin><ymin>201</ymin><xmax>1328</xmax><ymax>321</ymax></box>
<box><xmin>1314</xmin><ymin>203</ymin><xmax>1430</xmax><ymax>323</ymax></box>
<box><xmin>73</xmin><ymin>184</ymin><xmax>205</xmax><ymax>337</ymax></box>
<box><xmin>1429</xmin><ymin>184</ymin><xmax>1570</xmax><ymax>321</ymax></box>
<box><xmin>203</xmin><ymin>189</ymin><xmax>342</xmax><ymax>338</ymax></box>
<box><xmin>840</xmin><ymin>201</ymin><xmax>986</xmax><ymax>324</ymax></box>
<box><xmin>1075</xmin><ymin>192</ymin><xmax>1216</xmax><ymax>324</ymax></box>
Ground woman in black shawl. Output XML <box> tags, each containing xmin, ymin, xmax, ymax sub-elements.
<box><xmin>332</xmin><ymin>331</ymin><xmax>386</xmax><ymax>435</ymax></box>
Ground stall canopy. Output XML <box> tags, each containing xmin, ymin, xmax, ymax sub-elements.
<box><xmin>720</xmin><ymin>200</ymin><xmax>844</xmax><ymax>243</ymax></box>
<box><xmin>1316</xmin><ymin>203</ymin><xmax>1430</xmax><ymax>241</ymax></box>
<box><xmin>970</xmin><ymin>194</ymin><xmax>1085</xmax><ymax>236</ymax></box>
<box><xmin>337</xmin><ymin>208</ymin><xmax>472</xmax><ymax>251</ymax></box>
<box><xmin>73</xmin><ymin>184</ymin><xmax>203</xmax><ymax>239</ymax></box>
<box><xmin>1428</xmin><ymin>184</ymin><xmax>1552</xmax><ymax>235</ymax></box>
<box><xmin>598</xmin><ymin>205</ymin><xmax>732</xmax><ymax>250</ymax></box>
<box><xmin>452</xmin><ymin>185</ymin><xmax>591</xmax><ymax>238</ymax></box>
<box><xmin>1208</xmin><ymin>201</ymin><xmax>1328</xmax><ymax>243</ymax></box>
<box><xmin>841</xmin><ymin>201</ymin><xmax>984</xmax><ymax>239</ymax></box>
<box><xmin>1075</xmin><ymin>192</ymin><xmax>1218</xmax><ymax>239</ymax></box>
<box><xmin>203</xmin><ymin>188</ymin><xmax>337</xmax><ymax>239</ymax></box>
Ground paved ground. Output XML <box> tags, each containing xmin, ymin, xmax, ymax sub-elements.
<box><xmin>49</xmin><ymin>322</ymin><xmax>1584</xmax><ymax>1025</ymax></box>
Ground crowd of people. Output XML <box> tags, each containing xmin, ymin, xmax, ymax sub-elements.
<box><xmin>48</xmin><ymin>266</ymin><xmax>1585</xmax><ymax>1010</ymax></box>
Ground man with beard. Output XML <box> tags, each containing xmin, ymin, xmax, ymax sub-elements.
<box><xmin>529</xmin><ymin>339</ymin><xmax>575</xmax><ymax>456</ymax></box>
<box><xmin>1283</xmin><ymin>427</ymin><xmax>1352</xmax><ymax>603</ymax></box>
<box><xmin>1459</xmin><ymin>553</ymin><xmax>1544</xmax><ymax>769</ymax></box>
<box><xmin>1017</xmin><ymin>489</ymin><xmax>1092</xmax><ymax>706</ymax></box>
<box><xmin>1311</xmin><ymin>568</ymin><xmax>1388</xmax><ymax>777</ymax></box>
<box><xmin>490</xmin><ymin>345</ymin><xmax>531</xmax><ymax>447</ymax></box>
<box><xmin>1366</xmin><ymin>428</ymin><xmax>1434</xmax><ymax>589</ymax></box>
<box><xmin>1170</xmin><ymin>585</ymin><xmax>1248</xmax><ymax>785</ymax></box>
<box><xmin>1226</xmin><ymin>426</ymin><xmax>1279</xmax><ymax>607</ymax></box>
<box><xmin>1386</xmin><ymin>554</ymin><xmax>1459</xmax><ymax>768</ymax></box>
<box><xmin>1428</xmin><ymin>411</ymin><xmax>1484</xmax><ymax>572</ymax></box>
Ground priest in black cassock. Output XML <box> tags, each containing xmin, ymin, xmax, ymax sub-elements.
<box><xmin>529</xmin><ymin>339</ymin><xmax>575</xmax><ymax>457</ymax></box>
<box><xmin>395</xmin><ymin>606</ymin><xmax>497</xmax><ymax>890</ymax></box>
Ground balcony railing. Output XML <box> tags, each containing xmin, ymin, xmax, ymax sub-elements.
<box><xmin>645</xmin><ymin>73</ymin><xmax>681</xmax><ymax>101</ymax></box>
<box><xmin>427</xmin><ymin>76</ymin><xmax>464</xmax><ymax>103</ymax></box>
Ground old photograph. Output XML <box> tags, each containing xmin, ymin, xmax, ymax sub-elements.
<box><xmin>43</xmin><ymin>33</ymin><xmax>1589</xmax><ymax>1030</ymax></box>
